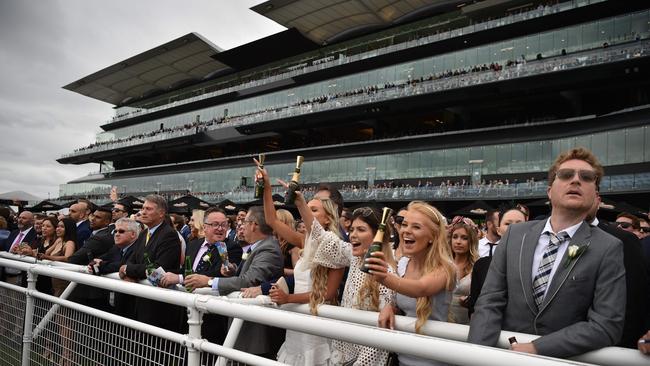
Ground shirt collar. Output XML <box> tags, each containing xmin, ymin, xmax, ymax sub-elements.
<box><xmin>148</xmin><ymin>222</ymin><xmax>163</xmax><ymax>235</ymax></box>
<box><xmin>542</xmin><ymin>218</ymin><xmax>583</xmax><ymax>239</ymax></box>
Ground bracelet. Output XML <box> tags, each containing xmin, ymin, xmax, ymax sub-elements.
<box><xmin>395</xmin><ymin>276</ymin><xmax>402</xmax><ymax>293</ymax></box>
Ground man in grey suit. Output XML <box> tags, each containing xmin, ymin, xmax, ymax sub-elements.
<box><xmin>468</xmin><ymin>147</ymin><xmax>626</xmax><ymax>358</ymax></box>
<box><xmin>185</xmin><ymin>205</ymin><xmax>283</xmax><ymax>357</ymax></box>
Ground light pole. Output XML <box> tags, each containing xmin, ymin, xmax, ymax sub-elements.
<box><xmin>156</xmin><ymin>182</ymin><xmax>161</xmax><ymax>194</ymax></box>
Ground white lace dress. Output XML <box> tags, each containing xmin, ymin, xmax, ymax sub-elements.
<box><xmin>276</xmin><ymin>222</ymin><xmax>333</xmax><ymax>365</ymax></box>
<box><xmin>449</xmin><ymin>273</ymin><xmax>471</xmax><ymax>325</ymax></box>
<box><xmin>313</xmin><ymin>224</ymin><xmax>395</xmax><ymax>366</ymax></box>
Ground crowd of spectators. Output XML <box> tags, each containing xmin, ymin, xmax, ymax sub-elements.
<box><xmin>3</xmin><ymin>146</ymin><xmax>650</xmax><ymax>364</ymax></box>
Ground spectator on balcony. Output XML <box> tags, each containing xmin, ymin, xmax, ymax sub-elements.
<box><xmin>368</xmin><ymin>201</ymin><xmax>455</xmax><ymax>366</ymax></box>
<box><xmin>469</xmin><ymin>148</ymin><xmax>626</xmax><ymax>358</ymax></box>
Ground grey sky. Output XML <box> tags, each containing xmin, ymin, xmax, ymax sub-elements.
<box><xmin>0</xmin><ymin>0</ymin><xmax>283</xmax><ymax>200</ymax></box>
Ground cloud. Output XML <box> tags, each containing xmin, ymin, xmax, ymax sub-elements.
<box><xmin>0</xmin><ymin>0</ymin><xmax>283</xmax><ymax>199</ymax></box>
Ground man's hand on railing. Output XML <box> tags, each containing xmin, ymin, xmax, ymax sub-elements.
<box><xmin>241</xmin><ymin>286</ymin><xmax>262</xmax><ymax>298</ymax></box>
<box><xmin>511</xmin><ymin>342</ymin><xmax>537</xmax><ymax>354</ymax></box>
<box><xmin>185</xmin><ymin>274</ymin><xmax>210</xmax><ymax>289</ymax></box>
<box><xmin>160</xmin><ymin>272</ymin><xmax>181</xmax><ymax>287</ymax></box>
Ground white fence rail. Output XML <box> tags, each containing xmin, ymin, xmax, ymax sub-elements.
<box><xmin>0</xmin><ymin>252</ymin><xmax>647</xmax><ymax>366</ymax></box>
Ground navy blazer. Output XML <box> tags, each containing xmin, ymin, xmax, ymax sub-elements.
<box><xmin>76</xmin><ymin>220</ymin><xmax>92</xmax><ymax>248</ymax></box>
<box><xmin>3</xmin><ymin>227</ymin><xmax>38</xmax><ymax>251</ymax></box>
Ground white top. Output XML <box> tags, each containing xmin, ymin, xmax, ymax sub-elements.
<box><xmin>313</xmin><ymin>221</ymin><xmax>394</xmax><ymax>366</ymax></box>
<box><xmin>531</xmin><ymin>219</ymin><xmax>583</xmax><ymax>298</ymax></box>
<box><xmin>478</xmin><ymin>236</ymin><xmax>498</xmax><ymax>258</ymax></box>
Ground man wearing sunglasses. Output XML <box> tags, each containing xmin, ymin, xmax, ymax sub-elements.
<box><xmin>470</xmin><ymin>147</ymin><xmax>626</xmax><ymax>358</ymax></box>
<box><xmin>616</xmin><ymin>213</ymin><xmax>643</xmax><ymax>239</ymax></box>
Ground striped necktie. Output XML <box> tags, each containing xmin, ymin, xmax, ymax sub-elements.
<box><xmin>532</xmin><ymin>231</ymin><xmax>569</xmax><ymax>307</ymax></box>
<box><xmin>146</xmin><ymin>230</ymin><xmax>151</xmax><ymax>245</ymax></box>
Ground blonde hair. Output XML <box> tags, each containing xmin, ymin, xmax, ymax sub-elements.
<box><xmin>448</xmin><ymin>222</ymin><xmax>479</xmax><ymax>278</ymax></box>
<box><xmin>308</xmin><ymin>197</ymin><xmax>341</xmax><ymax>315</ymax></box>
<box><xmin>407</xmin><ymin>201</ymin><xmax>456</xmax><ymax>333</ymax></box>
<box><xmin>190</xmin><ymin>209</ymin><xmax>205</xmax><ymax>240</ymax></box>
<box><xmin>275</xmin><ymin>209</ymin><xmax>295</xmax><ymax>252</ymax></box>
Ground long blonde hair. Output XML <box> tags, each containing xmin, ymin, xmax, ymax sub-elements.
<box><xmin>275</xmin><ymin>208</ymin><xmax>295</xmax><ymax>253</ymax></box>
<box><xmin>407</xmin><ymin>201</ymin><xmax>456</xmax><ymax>333</ymax></box>
<box><xmin>308</xmin><ymin>197</ymin><xmax>341</xmax><ymax>315</ymax></box>
<box><xmin>449</xmin><ymin>222</ymin><xmax>479</xmax><ymax>278</ymax></box>
<box><xmin>353</xmin><ymin>207</ymin><xmax>396</xmax><ymax>311</ymax></box>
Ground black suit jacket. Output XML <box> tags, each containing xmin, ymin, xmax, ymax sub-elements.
<box><xmin>98</xmin><ymin>243</ymin><xmax>136</xmax><ymax>319</ymax></box>
<box><xmin>76</xmin><ymin>220</ymin><xmax>92</xmax><ymax>248</ymax></box>
<box><xmin>2</xmin><ymin>227</ymin><xmax>38</xmax><ymax>251</ymax></box>
<box><xmin>598</xmin><ymin>221</ymin><xmax>650</xmax><ymax>348</ymax></box>
<box><xmin>126</xmin><ymin>221</ymin><xmax>183</xmax><ymax>331</ymax></box>
<box><xmin>67</xmin><ymin>227</ymin><xmax>116</xmax><ymax>302</ymax></box>
<box><xmin>468</xmin><ymin>256</ymin><xmax>492</xmax><ymax>317</ymax></box>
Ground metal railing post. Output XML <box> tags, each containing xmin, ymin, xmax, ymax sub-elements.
<box><xmin>21</xmin><ymin>270</ymin><xmax>37</xmax><ymax>366</ymax></box>
<box><xmin>217</xmin><ymin>318</ymin><xmax>245</xmax><ymax>366</ymax></box>
<box><xmin>186</xmin><ymin>307</ymin><xmax>203</xmax><ymax>366</ymax></box>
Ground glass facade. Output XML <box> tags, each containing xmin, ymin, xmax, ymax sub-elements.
<box><xmin>60</xmin><ymin>125</ymin><xmax>650</xmax><ymax>197</ymax></box>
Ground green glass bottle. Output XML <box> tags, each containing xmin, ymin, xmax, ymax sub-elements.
<box><xmin>184</xmin><ymin>255</ymin><xmax>193</xmax><ymax>291</ymax></box>
<box><xmin>254</xmin><ymin>153</ymin><xmax>265</xmax><ymax>199</ymax></box>
<box><xmin>361</xmin><ymin>207</ymin><xmax>392</xmax><ymax>273</ymax></box>
<box><xmin>144</xmin><ymin>252</ymin><xmax>155</xmax><ymax>276</ymax></box>
<box><xmin>285</xmin><ymin>155</ymin><xmax>304</xmax><ymax>204</ymax></box>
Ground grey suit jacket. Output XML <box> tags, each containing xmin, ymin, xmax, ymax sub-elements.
<box><xmin>468</xmin><ymin>219</ymin><xmax>626</xmax><ymax>358</ymax></box>
<box><xmin>218</xmin><ymin>235</ymin><xmax>283</xmax><ymax>355</ymax></box>
<box><xmin>218</xmin><ymin>235</ymin><xmax>283</xmax><ymax>295</ymax></box>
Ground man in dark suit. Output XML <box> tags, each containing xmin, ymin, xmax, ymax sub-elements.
<box><xmin>119</xmin><ymin>194</ymin><xmax>183</xmax><ymax>332</ymax></box>
<box><xmin>70</xmin><ymin>202</ymin><xmax>92</xmax><ymax>248</ymax></box>
<box><xmin>3</xmin><ymin>211</ymin><xmax>38</xmax><ymax>285</ymax></box>
<box><xmin>586</xmin><ymin>196</ymin><xmax>650</xmax><ymax>349</ymax></box>
<box><xmin>161</xmin><ymin>207</ymin><xmax>240</xmax><ymax>347</ymax></box>
<box><xmin>469</xmin><ymin>147</ymin><xmax>626</xmax><ymax>358</ymax></box>
<box><xmin>67</xmin><ymin>207</ymin><xmax>115</xmax><ymax>310</ymax></box>
<box><xmin>186</xmin><ymin>206</ymin><xmax>283</xmax><ymax>357</ymax></box>
<box><xmin>93</xmin><ymin>217</ymin><xmax>139</xmax><ymax>318</ymax></box>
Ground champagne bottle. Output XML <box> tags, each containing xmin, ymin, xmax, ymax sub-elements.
<box><xmin>361</xmin><ymin>207</ymin><xmax>392</xmax><ymax>273</ymax></box>
<box><xmin>285</xmin><ymin>155</ymin><xmax>305</xmax><ymax>204</ymax></box>
<box><xmin>184</xmin><ymin>255</ymin><xmax>193</xmax><ymax>291</ymax></box>
<box><xmin>144</xmin><ymin>252</ymin><xmax>155</xmax><ymax>276</ymax></box>
<box><xmin>253</xmin><ymin>153</ymin><xmax>266</xmax><ymax>199</ymax></box>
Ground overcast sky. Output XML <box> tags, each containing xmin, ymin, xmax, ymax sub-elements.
<box><xmin>0</xmin><ymin>0</ymin><xmax>284</xmax><ymax>200</ymax></box>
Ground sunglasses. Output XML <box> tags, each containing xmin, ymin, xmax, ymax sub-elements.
<box><xmin>394</xmin><ymin>215</ymin><xmax>404</xmax><ymax>225</ymax></box>
<box><xmin>616</xmin><ymin>221</ymin><xmax>635</xmax><ymax>230</ymax></box>
<box><xmin>353</xmin><ymin>207</ymin><xmax>379</xmax><ymax>221</ymax></box>
<box><xmin>641</xmin><ymin>227</ymin><xmax>650</xmax><ymax>233</ymax></box>
<box><xmin>555</xmin><ymin>168</ymin><xmax>597</xmax><ymax>183</ymax></box>
<box><xmin>114</xmin><ymin>229</ymin><xmax>128</xmax><ymax>234</ymax></box>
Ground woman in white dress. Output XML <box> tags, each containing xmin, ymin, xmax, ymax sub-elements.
<box><xmin>366</xmin><ymin>201</ymin><xmax>456</xmax><ymax>366</ymax></box>
<box><xmin>447</xmin><ymin>217</ymin><xmax>479</xmax><ymax>325</ymax></box>
<box><xmin>313</xmin><ymin>206</ymin><xmax>396</xmax><ymax>365</ymax></box>
<box><xmin>254</xmin><ymin>163</ymin><xmax>344</xmax><ymax>365</ymax></box>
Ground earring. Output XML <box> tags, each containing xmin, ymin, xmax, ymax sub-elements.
<box><xmin>428</xmin><ymin>240</ymin><xmax>433</xmax><ymax>244</ymax></box>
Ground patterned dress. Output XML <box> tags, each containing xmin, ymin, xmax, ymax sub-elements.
<box><xmin>313</xmin><ymin>222</ymin><xmax>395</xmax><ymax>366</ymax></box>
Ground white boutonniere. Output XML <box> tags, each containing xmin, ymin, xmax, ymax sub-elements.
<box><xmin>564</xmin><ymin>244</ymin><xmax>587</xmax><ymax>268</ymax></box>
<box><xmin>202</xmin><ymin>251</ymin><xmax>212</xmax><ymax>264</ymax></box>
<box><xmin>241</xmin><ymin>252</ymin><xmax>249</xmax><ymax>261</ymax></box>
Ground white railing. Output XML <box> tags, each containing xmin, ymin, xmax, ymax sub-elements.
<box><xmin>0</xmin><ymin>253</ymin><xmax>647</xmax><ymax>366</ymax></box>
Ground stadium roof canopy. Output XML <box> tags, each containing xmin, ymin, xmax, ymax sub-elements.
<box><xmin>252</xmin><ymin>0</ymin><xmax>468</xmax><ymax>45</ymax></box>
<box><xmin>63</xmin><ymin>33</ymin><xmax>231</xmax><ymax>106</ymax></box>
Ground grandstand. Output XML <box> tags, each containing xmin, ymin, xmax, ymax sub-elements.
<box><xmin>57</xmin><ymin>0</ymin><xmax>650</xmax><ymax>213</ymax></box>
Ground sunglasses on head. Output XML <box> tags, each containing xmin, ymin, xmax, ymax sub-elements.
<box><xmin>555</xmin><ymin>168</ymin><xmax>597</xmax><ymax>183</ymax></box>
<box><xmin>353</xmin><ymin>207</ymin><xmax>378</xmax><ymax>221</ymax></box>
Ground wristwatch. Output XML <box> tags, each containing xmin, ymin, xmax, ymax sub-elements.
<box><xmin>207</xmin><ymin>278</ymin><xmax>214</xmax><ymax>288</ymax></box>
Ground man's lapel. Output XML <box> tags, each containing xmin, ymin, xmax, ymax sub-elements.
<box><xmin>519</xmin><ymin>220</ymin><xmax>546</xmax><ymax>314</ymax></box>
<box><xmin>539</xmin><ymin>221</ymin><xmax>591</xmax><ymax>313</ymax></box>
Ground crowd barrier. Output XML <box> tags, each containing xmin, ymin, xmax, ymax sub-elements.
<box><xmin>0</xmin><ymin>252</ymin><xmax>647</xmax><ymax>366</ymax></box>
